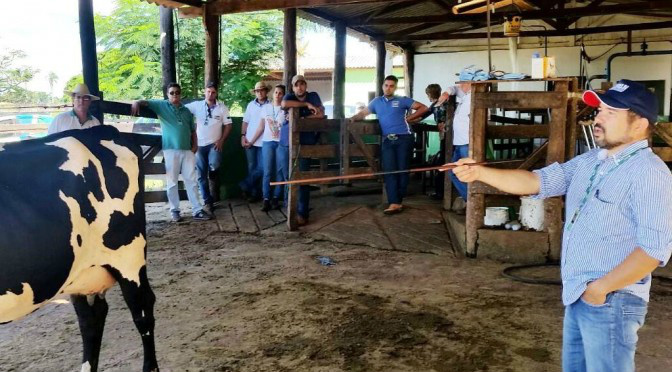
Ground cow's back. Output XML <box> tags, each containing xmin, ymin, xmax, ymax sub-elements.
<box><xmin>0</xmin><ymin>126</ymin><xmax>147</xmax><ymax>322</ymax></box>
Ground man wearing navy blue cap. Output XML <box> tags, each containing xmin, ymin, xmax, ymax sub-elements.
<box><xmin>448</xmin><ymin>79</ymin><xmax>672</xmax><ymax>372</ymax></box>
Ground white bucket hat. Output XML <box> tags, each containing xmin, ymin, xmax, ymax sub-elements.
<box><xmin>64</xmin><ymin>83</ymin><xmax>100</xmax><ymax>101</ymax></box>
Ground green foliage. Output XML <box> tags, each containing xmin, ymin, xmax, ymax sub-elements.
<box><xmin>0</xmin><ymin>49</ymin><xmax>39</xmax><ymax>103</ymax></box>
<box><xmin>87</xmin><ymin>0</ymin><xmax>284</xmax><ymax>111</ymax></box>
<box><xmin>219</xmin><ymin>12</ymin><xmax>283</xmax><ymax>112</ymax></box>
<box><xmin>94</xmin><ymin>0</ymin><xmax>162</xmax><ymax>100</ymax></box>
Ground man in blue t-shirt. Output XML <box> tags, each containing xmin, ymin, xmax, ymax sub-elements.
<box><xmin>350</xmin><ymin>75</ymin><xmax>428</xmax><ymax>214</ymax></box>
<box><xmin>280</xmin><ymin>75</ymin><xmax>325</xmax><ymax>226</ymax></box>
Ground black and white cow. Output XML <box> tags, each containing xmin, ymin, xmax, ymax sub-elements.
<box><xmin>0</xmin><ymin>125</ymin><xmax>159</xmax><ymax>372</ymax></box>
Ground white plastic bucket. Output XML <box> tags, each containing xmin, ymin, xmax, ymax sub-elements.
<box><xmin>484</xmin><ymin>207</ymin><xmax>509</xmax><ymax>227</ymax></box>
<box><xmin>520</xmin><ymin>197</ymin><xmax>545</xmax><ymax>231</ymax></box>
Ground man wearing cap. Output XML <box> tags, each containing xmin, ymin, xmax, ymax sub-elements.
<box><xmin>280</xmin><ymin>75</ymin><xmax>325</xmax><ymax>226</ymax></box>
<box><xmin>131</xmin><ymin>82</ymin><xmax>211</xmax><ymax>222</ymax></box>
<box><xmin>185</xmin><ymin>82</ymin><xmax>233</xmax><ymax>213</ymax></box>
<box><xmin>48</xmin><ymin>83</ymin><xmax>101</xmax><ymax>134</ymax></box>
<box><xmin>349</xmin><ymin>75</ymin><xmax>429</xmax><ymax>215</ymax></box>
<box><xmin>435</xmin><ymin>80</ymin><xmax>472</xmax><ymax>203</ymax></box>
<box><xmin>449</xmin><ymin>79</ymin><xmax>672</xmax><ymax>372</ymax></box>
<box><xmin>239</xmin><ymin>81</ymin><xmax>271</xmax><ymax>202</ymax></box>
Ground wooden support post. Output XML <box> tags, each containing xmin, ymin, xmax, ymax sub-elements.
<box><xmin>443</xmin><ymin>96</ymin><xmax>456</xmax><ymax>211</ymax></box>
<box><xmin>376</xmin><ymin>41</ymin><xmax>386</xmax><ymax>97</ymax></box>
<box><xmin>333</xmin><ymin>21</ymin><xmax>346</xmax><ymax>119</ymax></box>
<box><xmin>319</xmin><ymin>130</ymin><xmax>329</xmax><ymax>194</ymax></box>
<box><xmin>465</xmin><ymin>83</ymin><xmax>489</xmax><ymax>257</ymax></box>
<box><xmin>287</xmin><ymin>108</ymin><xmax>299</xmax><ymax>230</ymax></box>
<box><xmin>340</xmin><ymin>119</ymin><xmax>350</xmax><ymax>185</ymax></box>
<box><xmin>159</xmin><ymin>6</ymin><xmax>177</xmax><ymax>98</ymax></box>
<box><xmin>403</xmin><ymin>46</ymin><xmax>414</xmax><ymax>98</ymax></box>
<box><xmin>566</xmin><ymin>77</ymin><xmax>579</xmax><ymax>159</ymax></box>
<box><xmin>283</xmin><ymin>9</ymin><xmax>298</xmax><ymax>90</ymax></box>
<box><xmin>78</xmin><ymin>0</ymin><xmax>102</xmax><ymax>123</ymax></box>
<box><xmin>203</xmin><ymin>6</ymin><xmax>220</xmax><ymax>87</ymax></box>
<box><xmin>545</xmin><ymin>80</ymin><xmax>569</xmax><ymax>261</ymax></box>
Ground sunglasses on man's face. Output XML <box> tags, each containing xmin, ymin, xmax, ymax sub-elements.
<box><xmin>73</xmin><ymin>95</ymin><xmax>91</xmax><ymax>101</ymax></box>
<box><xmin>254</xmin><ymin>89</ymin><xmax>266</xmax><ymax>93</ymax></box>
<box><xmin>168</xmin><ymin>91</ymin><xmax>181</xmax><ymax>96</ymax></box>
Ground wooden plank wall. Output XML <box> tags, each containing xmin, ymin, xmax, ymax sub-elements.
<box><xmin>286</xmin><ymin>108</ymin><xmax>381</xmax><ymax>231</ymax></box>
<box><xmin>465</xmin><ymin>78</ymin><xmax>578</xmax><ymax>260</ymax></box>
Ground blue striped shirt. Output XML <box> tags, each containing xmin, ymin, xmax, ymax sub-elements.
<box><xmin>534</xmin><ymin>140</ymin><xmax>672</xmax><ymax>305</ymax></box>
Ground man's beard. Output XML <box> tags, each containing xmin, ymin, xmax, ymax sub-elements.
<box><xmin>296</xmin><ymin>92</ymin><xmax>306</xmax><ymax>99</ymax></box>
<box><xmin>594</xmin><ymin>126</ymin><xmax>629</xmax><ymax>149</ymax></box>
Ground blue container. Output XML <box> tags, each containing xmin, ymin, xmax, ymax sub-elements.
<box><xmin>16</xmin><ymin>114</ymin><xmax>33</xmax><ymax>124</ymax></box>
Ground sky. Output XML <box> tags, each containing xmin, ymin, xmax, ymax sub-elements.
<box><xmin>0</xmin><ymin>0</ymin><xmax>381</xmax><ymax>96</ymax></box>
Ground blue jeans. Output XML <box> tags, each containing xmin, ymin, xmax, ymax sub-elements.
<box><xmin>451</xmin><ymin>144</ymin><xmax>469</xmax><ymax>200</ymax></box>
<box><xmin>279</xmin><ymin>144</ymin><xmax>310</xmax><ymax>218</ymax></box>
<box><xmin>239</xmin><ymin>146</ymin><xmax>263</xmax><ymax>198</ymax></box>
<box><xmin>381</xmin><ymin>134</ymin><xmax>413</xmax><ymax>205</ymax></box>
<box><xmin>262</xmin><ymin>141</ymin><xmax>284</xmax><ymax>200</ymax></box>
<box><xmin>563</xmin><ymin>291</ymin><xmax>648</xmax><ymax>372</ymax></box>
<box><xmin>196</xmin><ymin>144</ymin><xmax>222</xmax><ymax>205</ymax></box>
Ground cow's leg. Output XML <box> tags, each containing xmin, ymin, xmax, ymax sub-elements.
<box><xmin>72</xmin><ymin>293</ymin><xmax>108</xmax><ymax>372</ymax></box>
<box><xmin>109</xmin><ymin>266</ymin><xmax>159</xmax><ymax>372</ymax></box>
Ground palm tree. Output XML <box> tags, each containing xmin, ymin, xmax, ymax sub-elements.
<box><xmin>47</xmin><ymin>72</ymin><xmax>58</xmax><ymax>103</ymax></box>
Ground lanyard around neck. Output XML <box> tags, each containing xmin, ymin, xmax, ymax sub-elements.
<box><xmin>565</xmin><ymin>147</ymin><xmax>646</xmax><ymax>232</ymax></box>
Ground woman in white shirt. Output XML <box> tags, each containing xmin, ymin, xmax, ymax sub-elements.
<box><xmin>253</xmin><ymin>84</ymin><xmax>287</xmax><ymax>211</ymax></box>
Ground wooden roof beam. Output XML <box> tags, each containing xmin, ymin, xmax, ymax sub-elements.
<box><xmin>348</xmin><ymin>1</ymin><xmax>672</xmax><ymax>25</ymax></box>
<box><xmin>179</xmin><ymin>0</ymin><xmax>417</xmax><ymax>17</ymax></box>
<box><xmin>362</xmin><ymin>1</ymin><xmax>422</xmax><ymax>23</ymax></box>
<box><xmin>560</xmin><ymin>0</ymin><xmax>608</xmax><ymax>29</ymax></box>
<box><xmin>381</xmin><ymin>20</ymin><xmax>672</xmax><ymax>41</ymax></box>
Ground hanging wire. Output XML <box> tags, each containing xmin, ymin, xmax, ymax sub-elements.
<box><xmin>173</xmin><ymin>9</ymin><xmax>181</xmax><ymax>84</ymax></box>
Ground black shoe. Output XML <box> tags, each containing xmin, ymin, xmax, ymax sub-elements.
<box><xmin>193</xmin><ymin>210</ymin><xmax>212</xmax><ymax>221</ymax></box>
<box><xmin>271</xmin><ymin>198</ymin><xmax>280</xmax><ymax>210</ymax></box>
<box><xmin>261</xmin><ymin>199</ymin><xmax>271</xmax><ymax>212</ymax></box>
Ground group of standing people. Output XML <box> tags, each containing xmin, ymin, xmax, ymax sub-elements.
<box><xmin>49</xmin><ymin>74</ymin><xmax>473</xmax><ymax>224</ymax></box>
<box><xmin>237</xmin><ymin>74</ymin><xmax>325</xmax><ymax>226</ymax></box>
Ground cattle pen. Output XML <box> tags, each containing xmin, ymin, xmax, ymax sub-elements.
<box><xmin>3</xmin><ymin>1</ymin><xmax>672</xmax><ymax>372</ymax></box>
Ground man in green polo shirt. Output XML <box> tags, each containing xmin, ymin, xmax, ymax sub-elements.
<box><xmin>131</xmin><ymin>82</ymin><xmax>211</xmax><ymax>222</ymax></box>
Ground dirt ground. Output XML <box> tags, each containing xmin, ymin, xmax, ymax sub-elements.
<box><xmin>2</xmin><ymin>197</ymin><xmax>672</xmax><ymax>372</ymax></box>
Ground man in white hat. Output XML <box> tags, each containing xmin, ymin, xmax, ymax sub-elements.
<box><xmin>47</xmin><ymin>83</ymin><xmax>101</xmax><ymax>134</ymax></box>
<box><xmin>239</xmin><ymin>81</ymin><xmax>271</xmax><ymax>202</ymax></box>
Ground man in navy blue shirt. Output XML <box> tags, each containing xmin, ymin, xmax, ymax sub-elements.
<box><xmin>280</xmin><ymin>75</ymin><xmax>325</xmax><ymax>226</ymax></box>
<box><xmin>350</xmin><ymin>75</ymin><xmax>428</xmax><ymax>214</ymax></box>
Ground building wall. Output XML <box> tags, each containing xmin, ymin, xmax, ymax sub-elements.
<box><xmin>267</xmin><ymin>67</ymin><xmax>407</xmax><ymax>113</ymax></box>
<box><xmin>413</xmin><ymin>42</ymin><xmax>672</xmax><ymax>116</ymax></box>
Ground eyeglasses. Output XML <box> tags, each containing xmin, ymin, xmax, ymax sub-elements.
<box><xmin>72</xmin><ymin>95</ymin><xmax>91</xmax><ymax>101</ymax></box>
<box><xmin>168</xmin><ymin>91</ymin><xmax>181</xmax><ymax>96</ymax></box>
<box><xmin>254</xmin><ymin>89</ymin><xmax>266</xmax><ymax>93</ymax></box>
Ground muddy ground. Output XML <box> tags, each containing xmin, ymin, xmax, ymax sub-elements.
<box><xmin>2</xmin><ymin>199</ymin><xmax>672</xmax><ymax>372</ymax></box>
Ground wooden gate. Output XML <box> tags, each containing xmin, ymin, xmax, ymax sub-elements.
<box><xmin>286</xmin><ymin>108</ymin><xmax>381</xmax><ymax>230</ymax></box>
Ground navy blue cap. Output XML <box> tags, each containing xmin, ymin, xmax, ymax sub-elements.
<box><xmin>583</xmin><ymin>79</ymin><xmax>658</xmax><ymax>125</ymax></box>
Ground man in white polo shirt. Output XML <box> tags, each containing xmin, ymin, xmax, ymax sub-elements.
<box><xmin>48</xmin><ymin>83</ymin><xmax>101</xmax><ymax>134</ymax></box>
<box><xmin>185</xmin><ymin>82</ymin><xmax>233</xmax><ymax>212</ymax></box>
<box><xmin>239</xmin><ymin>81</ymin><xmax>270</xmax><ymax>202</ymax></box>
